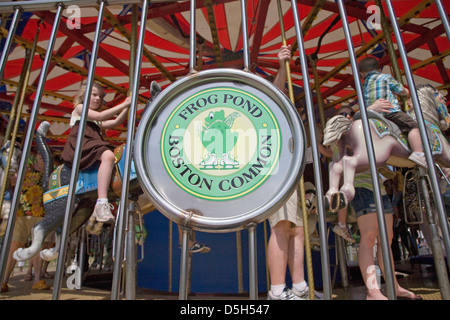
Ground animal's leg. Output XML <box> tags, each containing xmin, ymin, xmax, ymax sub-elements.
<box><xmin>13</xmin><ymin>224</ymin><xmax>46</xmax><ymax>262</ymax></box>
<box><xmin>339</xmin><ymin>155</ymin><xmax>358</xmax><ymax>206</ymax></box>
<box><xmin>40</xmin><ymin>231</ymin><xmax>61</xmax><ymax>261</ymax></box>
<box><xmin>325</xmin><ymin>161</ymin><xmax>344</xmax><ymax>212</ymax></box>
<box><xmin>1</xmin><ymin>200</ymin><xmax>11</xmax><ymax>220</ymax></box>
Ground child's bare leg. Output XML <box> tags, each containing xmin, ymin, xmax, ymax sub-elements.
<box><xmin>407</xmin><ymin>128</ymin><xmax>427</xmax><ymax>168</ymax></box>
<box><xmin>408</xmin><ymin>128</ymin><xmax>424</xmax><ymax>153</ymax></box>
<box><xmin>97</xmin><ymin>149</ymin><xmax>115</xmax><ymax>199</ymax></box>
<box><xmin>92</xmin><ymin>149</ymin><xmax>116</xmax><ymax>223</ymax></box>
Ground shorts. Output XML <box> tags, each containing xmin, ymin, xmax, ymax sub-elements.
<box><xmin>12</xmin><ymin>216</ymin><xmax>53</xmax><ymax>243</ymax></box>
<box><xmin>351</xmin><ymin>187</ymin><xmax>393</xmax><ymax>218</ymax></box>
<box><xmin>268</xmin><ymin>190</ymin><xmax>303</xmax><ymax>228</ymax></box>
<box><xmin>384</xmin><ymin>112</ymin><xmax>418</xmax><ymax>135</ymax></box>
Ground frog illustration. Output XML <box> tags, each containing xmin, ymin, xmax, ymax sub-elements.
<box><xmin>200</xmin><ymin>110</ymin><xmax>240</xmax><ymax>169</ymax></box>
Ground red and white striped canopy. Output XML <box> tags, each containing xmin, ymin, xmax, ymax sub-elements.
<box><xmin>1</xmin><ymin>0</ymin><xmax>449</xmax><ymax>150</ymax></box>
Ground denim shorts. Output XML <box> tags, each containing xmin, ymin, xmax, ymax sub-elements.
<box><xmin>351</xmin><ymin>187</ymin><xmax>393</xmax><ymax>218</ymax></box>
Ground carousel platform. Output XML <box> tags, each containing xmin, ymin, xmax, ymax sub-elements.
<box><xmin>0</xmin><ymin>260</ymin><xmax>443</xmax><ymax>301</ymax></box>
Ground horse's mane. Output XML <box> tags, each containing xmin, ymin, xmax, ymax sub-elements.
<box><xmin>415</xmin><ymin>84</ymin><xmax>441</xmax><ymax>128</ymax></box>
<box><xmin>322</xmin><ymin>115</ymin><xmax>352</xmax><ymax>146</ymax></box>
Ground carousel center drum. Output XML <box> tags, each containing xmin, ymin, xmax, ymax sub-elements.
<box><xmin>134</xmin><ymin>68</ymin><xmax>306</xmax><ymax>232</ymax></box>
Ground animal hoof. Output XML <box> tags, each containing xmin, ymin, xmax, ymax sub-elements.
<box><xmin>40</xmin><ymin>249</ymin><xmax>58</xmax><ymax>261</ymax></box>
<box><xmin>330</xmin><ymin>192</ymin><xmax>347</xmax><ymax>213</ymax></box>
<box><xmin>13</xmin><ymin>248</ymin><xmax>28</xmax><ymax>262</ymax></box>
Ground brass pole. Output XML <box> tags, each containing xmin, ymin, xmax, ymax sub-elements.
<box><xmin>277</xmin><ymin>0</ymin><xmax>315</xmax><ymax>300</ymax></box>
<box><xmin>0</xmin><ymin>21</ymin><xmax>40</xmax><ymax>231</ymax></box>
<box><xmin>374</xmin><ymin>0</ymin><xmax>408</xmax><ymax>110</ymax></box>
<box><xmin>309</xmin><ymin>57</ymin><xmax>326</xmax><ymax>127</ymax></box>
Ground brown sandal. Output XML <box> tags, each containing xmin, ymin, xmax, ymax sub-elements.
<box><xmin>32</xmin><ymin>280</ymin><xmax>50</xmax><ymax>290</ymax></box>
<box><xmin>1</xmin><ymin>282</ymin><xmax>8</xmax><ymax>293</ymax></box>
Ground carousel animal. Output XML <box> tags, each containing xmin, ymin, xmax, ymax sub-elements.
<box><xmin>322</xmin><ymin>84</ymin><xmax>450</xmax><ymax>213</ymax></box>
<box><xmin>13</xmin><ymin>82</ymin><xmax>161</xmax><ymax>262</ymax></box>
<box><xmin>0</xmin><ymin>141</ymin><xmax>22</xmax><ymax>221</ymax></box>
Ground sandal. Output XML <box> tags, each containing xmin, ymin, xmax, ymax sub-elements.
<box><xmin>1</xmin><ymin>282</ymin><xmax>8</xmax><ymax>293</ymax></box>
<box><xmin>189</xmin><ymin>241</ymin><xmax>211</xmax><ymax>253</ymax></box>
<box><xmin>32</xmin><ymin>280</ymin><xmax>50</xmax><ymax>290</ymax></box>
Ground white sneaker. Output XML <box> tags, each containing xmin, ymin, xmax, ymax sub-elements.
<box><xmin>333</xmin><ymin>225</ymin><xmax>355</xmax><ymax>243</ymax></box>
<box><xmin>93</xmin><ymin>202</ymin><xmax>115</xmax><ymax>223</ymax></box>
<box><xmin>267</xmin><ymin>288</ymin><xmax>302</xmax><ymax>300</ymax></box>
<box><xmin>291</xmin><ymin>286</ymin><xmax>324</xmax><ymax>300</ymax></box>
<box><xmin>408</xmin><ymin>153</ymin><xmax>427</xmax><ymax>168</ymax></box>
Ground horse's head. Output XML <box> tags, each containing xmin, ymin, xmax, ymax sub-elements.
<box><xmin>0</xmin><ymin>141</ymin><xmax>22</xmax><ymax>175</ymax></box>
<box><xmin>435</xmin><ymin>90</ymin><xmax>450</xmax><ymax>131</ymax></box>
<box><xmin>323</xmin><ymin>115</ymin><xmax>352</xmax><ymax>147</ymax></box>
<box><xmin>416</xmin><ymin>84</ymin><xmax>450</xmax><ymax>132</ymax></box>
<box><xmin>143</xmin><ymin>81</ymin><xmax>162</xmax><ymax>112</ymax></box>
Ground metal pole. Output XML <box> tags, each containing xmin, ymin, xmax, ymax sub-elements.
<box><xmin>277</xmin><ymin>0</ymin><xmax>315</xmax><ymax>300</ymax></box>
<box><xmin>125</xmin><ymin>201</ymin><xmax>136</xmax><ymax>300</ymax></box>
<box><xmin>374</xmin><ymin>0</ymin><xmax>408</xmax><ymax>110</ymax></box>
<box><xmin>418</xmin><ymin>169</ymin><xmax>450</xmax><ymax>299</ymax></box>
<box><xmin>188</xmin><ymin>0</ymin><xmax>196</xmax><ymax>74</ymax></box>
<box><xmin>337</xmin><ymin>0</ymin><xmax>396</xmax><ymax>300</ymax></box>
<box><xmin>263</xmin><ymin>221</ymin><xmax>269</xmax><ymax>293</ymax></box>
<box><xmin>0</xmin><ymin>3</ymin><xmax>63</xmax><ymax>290</ymax></box>
<box><xmin>236</xmin><ymin>231</ymin><xmax>244</xmax><ymax>294</ymax></box>
<box><xmin>385</xmin><ymin>0</ymin><xmax>450</xmax><ymax>267</ymax></box>
<box><xmin>335</xmin><ymin>235</ymin><xmax>349</xmax><ymax>290</ymax></box>
<box><xmin>309</xmin><ymin>57</ymin><xmax>326</xmax><ymax>127</ymax></box>
<box><xmin>168</xmin><ymin>221</ymin><xmax>173</xmax><ymax>292</ymax></box>
<box><xmin>1</xmin><ymin>21</ymin><xmax>41</xmax><ymax>212</ymax></box>
<box><xmin>79</xmin><ymin>227</ymin><xmax>87</xmax><ymax>286</ymax></box>
<box><xmin>435</xmin><ymin>0</ymin><xmax>450</xmax><ymax>42</ymax></box>
<box><xmin>111</xmin><ymin>0</ymin><xmax>149</xmax><ymax>300</ymax></box>
<box><xmin>179</xmin><ymin>227</ymin><xmax>190</xmax><ymax>300</ymax></box>
<box><xmin>0</xmin><ymin>48</ymin><xmax>30</xmax><ymax>220</ymax></box>
<box><xmin>123</xmin><ymin>4</ymin><xmax>138</xmax><ymax>301</ymax></box>
<box><xmin>0</xmin><ymin>0</ymin><xmax>143</xmax><ymax>13</ymax></box>
<box><xmin>247</xmin><ymin>223</ymin><xmax>258</xmax><ymax>300</ymax></box>
<box><xmin>52</xmin><ymin>1</ymin><xmax>106</xmax><ymax>300</ymax></box>
<box><xmin>240</xmin><ymin>0</ymin><xmax>250</xmax><ymax>72</ymax></box>
<box><xmin>291</xmin><ymin>0</ymin><xmax>332</xmax><ymax>300</ymax></box>
<box><xmin>239</xmin><ymin>0</ymin><xmax>258</xmax><ymax>299</ymax></box>
<box><xmin>0</xmin><ymin>6</ymin><xmax>21</xmax><ymax>82</ymax></box>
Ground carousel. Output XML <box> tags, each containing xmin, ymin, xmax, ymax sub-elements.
<box><xmin>0</xmin><ymin>0</ymin><xmax>449</xmax><ymax>301</ymax></box>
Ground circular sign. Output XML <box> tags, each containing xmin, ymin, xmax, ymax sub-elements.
<box><xmin>135</xmin><ymin>69</ymin><xmax>306</xmax><ymax>232</ymax></box>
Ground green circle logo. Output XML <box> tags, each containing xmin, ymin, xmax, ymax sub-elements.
<box><xmin>161</xmin><ymin>87</ymin><xmax>281</xmax><ymax>200</ymax></box>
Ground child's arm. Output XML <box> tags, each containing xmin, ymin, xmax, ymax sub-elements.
<box><xmin>102</xmin><ymin>107</ymin><xmax>129</xmax><ymax>129</ymax></box>
<box><xmin>273</xmin><ymin>45</ymin><xmax>291</xmax><ymax>91</ymax></box>
<box><xmin>387</xmin><ymin>75</ymin><xmax>409</xmax><ymax>97</ymax></box>
<box><xmin>75</xmin><ymin>96</ymin><xmax>131</xmax><ymax>123</ymax></box>
<box><xmin>398</xmin><ymin>86</ymin><xmax>409</xmax><ymax>97</ymax></box>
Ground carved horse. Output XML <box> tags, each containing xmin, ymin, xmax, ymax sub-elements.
<box><xmin>323</xmin><ymin>84</ymin><xmax>450</xmax><ymax>212</ymax></box>
<box><xmin>0</xmin><ymin>141</ymin><xmax>22</xmax><ymax>221</ymax></box>
<box><xmin>13</xmin><ymin>82</ymin><xmax>160</xmax><ymax>262</ymax></box>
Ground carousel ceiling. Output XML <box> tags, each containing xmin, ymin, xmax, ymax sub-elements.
<box><xmin>0</xmin><ymin>0</ymin><xmax>449</xmax><ymax>152</ymax></box>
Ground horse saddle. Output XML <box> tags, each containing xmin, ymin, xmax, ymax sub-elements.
<box><xmin>353</xmin><ymin>110</ymin><xmax>439</xmax><ymax>154</ymax></box>
<box><xmin>43</xmin><ymin>145</ymin><xmax>137</xmax><ymax>205</ymax></box>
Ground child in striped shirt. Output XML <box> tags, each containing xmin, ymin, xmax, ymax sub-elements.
<box><xmin>358</xmin><ymin>56</ymin><xmax>427</xmax><ymax>168</ymax></box>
